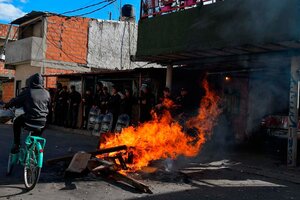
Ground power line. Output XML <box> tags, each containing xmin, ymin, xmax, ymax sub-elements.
<box><xmin>73</xmin><ymin>0</ymin><xmax>116</xmax><ymax>17</ymax></box>
<box><xmin>61</xmin><ymin>0</ymin><xmax>108</xmax><ymax>15</ymax></box>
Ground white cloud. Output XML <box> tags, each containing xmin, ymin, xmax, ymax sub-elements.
<box><xmin>0</xmin><ymin>1</ymin><xmax>26</xmax><ymax>22</ymax></box>
<box><xmin>20</xmin><ymin>0</ymin><xmax>28</xmax><ymax>3</ymax></box>
<box><xmin>0</xmin><ymin>0</ymin><xmax>12</xmax><ymax>3</ymax></box>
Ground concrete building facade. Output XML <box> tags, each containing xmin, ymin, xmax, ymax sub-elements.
<box><xmin>4</xmin><ymin>11</ymin><xmax>154</xmax><ymax>97</ymax></box>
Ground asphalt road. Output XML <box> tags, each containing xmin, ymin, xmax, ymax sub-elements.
<box><xmin>0</xmin><ymin>124</ymin><xmax>299</xmax><ymax>200</ymax></box>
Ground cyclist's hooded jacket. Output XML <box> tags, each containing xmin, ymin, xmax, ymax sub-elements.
<box><xmin>6</xmin><ymin>73</ymin><xmax>50</xmax><ymax>126</ymax></box>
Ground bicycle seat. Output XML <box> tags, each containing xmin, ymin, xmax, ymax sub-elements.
<box><xmin>24</xmin><ymin>123</ymin><xmax>44</xmax><ymax>133</ymax></box>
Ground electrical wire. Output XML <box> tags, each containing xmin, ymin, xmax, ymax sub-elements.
<box><xmin>120</xmin><ymin>21</ymin><xmax>126</xmax><ymax>69</ymax></box>
<box><xmin>61</xmin><ymin>0</ymin><xmax>108</xmax><ymax>15</ymax></box>
<box><xmin>73</xmin><ymin>0</ymin><xmax>116</xmax><ymax>17</ymax></box>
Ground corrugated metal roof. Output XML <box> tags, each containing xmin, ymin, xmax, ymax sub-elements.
<box><xmin>11</xmin><ymin>11</ymin><xmax>56</xmax><ymax>25</ymax></box>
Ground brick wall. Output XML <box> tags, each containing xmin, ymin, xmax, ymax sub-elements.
<box><xmin>46</xmin><ymin>16</ymin><xmax>89</xmax><ymax>64</ymax></box>
<box><xmin>0</xmin><ymin>24</ymin><xmax>18</xmax><ymax>39</ymax></box>
<box><xmin>2</xmin><ymin>81</ymin><xmax>14</xmax><ymax>102</ymax></box>
<box><xmin>44</xmin><ymin>67</ymin><xmax>78</xmax><ymax>88</ymax></box>
<box><xmin>0</xmin><ymin>61</ymin><xmax>15</xmax><ymax>77</ymax></box>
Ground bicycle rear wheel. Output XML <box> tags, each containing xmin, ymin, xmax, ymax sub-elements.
<box><xmin>24</xmin><ymin>148</ymin><xmax>41</xmax><ymax>190</ymax></box>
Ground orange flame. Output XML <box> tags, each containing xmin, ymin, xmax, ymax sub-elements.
<box><xmin>100</xmin><ymin>79</ymin><xmax>221</xmax><ymax>171</ymax></box>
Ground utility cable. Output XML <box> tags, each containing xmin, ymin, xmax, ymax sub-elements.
<box><xmin>61</xmin><ymin>0</ymin><xmax>108</xmax><ymax>15</ymax></box>
<box><xmin>73</xmin><ymin>0</ymin><xmax>116</xmax><ymax>17</ymax></box>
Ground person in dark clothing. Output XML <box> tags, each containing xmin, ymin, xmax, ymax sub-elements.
<box><xmin>155</xmin><ymin>87</ymin><xmax>175</xmax><ymax>116</ymax></box>
<box><xmin>157</xmin><ymin>87</ymin><xmax>172</xmax><ymax>106</ymax></box>
<box><xmin>93</xmin><ymin>82</ymin><xmax>103</xmax><ymax>107</ymax></box>
<box><xmin>54</xmin><ymin>83</ymin><xmax>68</xmax><ymax>125</ymax></box>
<box><xmin>53</xmin><ymin>83</ymin><xmax>62</xmax><ymax>125</ymax></box>
<box><xmin>120</xmin><ymin>88</ymin><xmax>134</xmax><ymax>118</ymax></box>
<box><xmin>82</xmin><ymin>89</ymin><xmax>93</xmax><ymax>129</ymax></box>
<box><xmin>108</xmin><ymin>85</ymin><xmax>121</xmax><ymax>129</ymax></box>
<box><xmin>62</xmin><ymin>86</ymin><xmax>69</xmax><ymax>126</ymax></box>
<box><xmin>175</xmin><ymin>87</ymin><xmax>193</xmax><ymax>114</ymax></box>
<box><xmin>68</xmin><ymin>85</ymin><xmax>81</xmax><ymax>128</ymax></box>
<box><xmin>99</xmin><ymin>86</ymin><xmax>110</xmax><ymax>114</ymax></box>
<box><xmin>55</xmin><ymin>85</ymin><xmax>69</xmax><ymax>126</ymax></box>
<box><xmin>4</xmin><ymin>73</ymin><xmax>50</xmax><ymax>153</ymax></box>
<box><xmin>47</xmin><ymin>88</ymin><xmax>56</xmax><ymax>124</ymax></box>
<box><xmin>139</xmin><ymin>86</ymin><xmax>155</xmax><ymax>123</ymax></box>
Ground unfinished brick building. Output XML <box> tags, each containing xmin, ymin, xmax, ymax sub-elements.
<box><xmin>0</xmin><ymin>24</ymin><xmax>17</xmax><ymax>102</ymax></box>
<box><xmin>4</xmin><ymin>11</ymin><xmax>145</xmax><ymax>97</ymax></box>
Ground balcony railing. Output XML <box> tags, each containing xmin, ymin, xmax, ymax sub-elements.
<box><xmin>140</xmin><ymin>0</ymin><xmax>222</xmax><ymax>19</ymax></box>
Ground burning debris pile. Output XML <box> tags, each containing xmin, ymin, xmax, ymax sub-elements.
<box><xmin>47</xmin><ymin>79</ymin><xmax>221</xmax><ymax>193</ymax></box>
<box><xmin>100</xmin><ymin>79</ymin><xmax>221</xmax><ymax>171</ymax></box>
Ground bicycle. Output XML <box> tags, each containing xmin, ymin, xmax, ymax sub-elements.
<box><xmin>6</xmin><ymin>108</ymin><xmax>46</xmax><ymax>190</ymax></box>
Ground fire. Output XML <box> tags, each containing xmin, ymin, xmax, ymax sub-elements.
<box><xmin>100</xmin><ymin>79</ymin><xmax>221</xmax><ymax>171</ymax></box>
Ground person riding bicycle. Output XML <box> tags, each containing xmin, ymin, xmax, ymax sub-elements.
<box><xmin>4</xmin><ymin>73</ymin><xmax>50</xmax><ymax>154</ymax></box>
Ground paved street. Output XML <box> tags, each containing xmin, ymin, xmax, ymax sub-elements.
<box><xmin>0</xmin><ymin>124</ymin><xmax>300</xmax><ymax>200</ymax></box>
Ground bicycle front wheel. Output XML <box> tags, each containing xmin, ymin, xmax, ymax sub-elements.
<box><xmin>24</xmin><ymin>149</ymin><xmax>41</xmax><ymax>190</ymax></box>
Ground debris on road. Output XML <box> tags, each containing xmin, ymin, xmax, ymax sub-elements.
<box><xmin>47</xmin><ymin>145</ymin><xmax>153</xmax><ymax>194</ymax></box>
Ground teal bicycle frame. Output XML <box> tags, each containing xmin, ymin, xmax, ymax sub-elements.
<box><xmin>10</xmin><ymin>134</ymin><xmax>46</xmax><ymax>168</ymax></box>
<box><xmin>25</xmin><ymin>135</ymin><xmax>46</xmax><ymax>168</ymax></box>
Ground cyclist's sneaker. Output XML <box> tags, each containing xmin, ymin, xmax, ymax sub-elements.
<box><xmin>10</xmin><ymin>144</ymin><xmax>20</xmax><ymax>154</ymax></box>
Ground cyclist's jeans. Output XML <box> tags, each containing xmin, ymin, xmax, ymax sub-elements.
<box><xmin>13</xmin><ymin>115</ymin><xmax>26</xmax><ymax>146</ymax></box>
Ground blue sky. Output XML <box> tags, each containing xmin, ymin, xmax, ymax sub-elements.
<box><xmin>0</xmin><ymin>0</ymin><xmax>140</xmax><ymax>24</ymax></box>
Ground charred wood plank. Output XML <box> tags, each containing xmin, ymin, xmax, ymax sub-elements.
<box><xmin>46</xmin><ymin>145</ymin><xmax>127</xmax><ymax>165</ymax></box>
<box><xmin>111</xmin><ymin>172</ymin><xmax>153</xmax><ymax>194</ymax></box>
<box><xmin>92</xmin><ymin>165</ymin><xmax>110</xmax><ymax>172</ymax></box>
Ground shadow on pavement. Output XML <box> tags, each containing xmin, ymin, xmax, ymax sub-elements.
<box><xmin>0</xmin><ymin>185</ymin><xmax>29</xmax><ymax>198</ymax></box>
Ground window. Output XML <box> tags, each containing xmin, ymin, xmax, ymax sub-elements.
<box><xmin>15</xmin><ymin>80</ymin><xmax>21</xmax><ymax>96</ymax></box>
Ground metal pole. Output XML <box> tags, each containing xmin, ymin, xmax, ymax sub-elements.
<box><xmin>140</xmin><ymin>0</ymin><xmax>143</xmax><ymax>19</ymax></box>
<box><xmin>138</xmin><ymin>72</ymin><xmax>142</xmax><ymax>121</ymax></box>
<box><xmin>166</xmin><ymin>65</ymin><xmax>173</xmax><ymax>91</ymax></box>
<box><xmin>288</xmin><ymin>56</ymin><xmax>299</xmax><ymax>167</ymax></box>
<box><xmin>120</xmin><ymin>0</ymin><xmax>122</xmax><ymax>20</ymax></box>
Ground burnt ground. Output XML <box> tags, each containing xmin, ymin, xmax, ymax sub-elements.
<box><xmin>0</xmin><ymin>124</ymin><xmax>300</xmax><ymax>200</ymax></box>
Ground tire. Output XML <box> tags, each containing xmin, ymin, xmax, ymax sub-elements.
<box><xmin>24</xmin><ymin>150</ymin><xmax>41</xmax><ymax>190</ymax></box>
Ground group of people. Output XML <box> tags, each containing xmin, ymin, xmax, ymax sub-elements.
<box><xmin>139</xmin><ymin>85</ymin><xmax>193</xmax><ymax>122</ymax></box>
<box><xmin>82</xmin><ymin>83</ymin><xmax>134</xmax><ymax>129</ymax></box>
<box><xmin>51</xmin><ymin>80</ymin><xmax>193</xmax><ymax>130</ymax></box>
<box><xmin>52</xmin><ymin>82</ymin><xmax>134</xmax><ymax>129</ymax></box>
<box><xmin>52</xmin><ymin>83</ymin><xmax>82</xmax><ymax>129</ymax></box>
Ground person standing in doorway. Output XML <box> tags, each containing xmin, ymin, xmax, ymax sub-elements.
<box><xmin>93</xmin><ymin>82</ymin><xmax>103</xmax><ymax>107</ymax></box>
<box><xmin>99</xmin><ymin>86</ymin><xmax>110</xmax><ymax>114</ymax></box>
<box><xmin>108</xmin><ymin>85</ymin><xmax>121</xmax><ymax>130</ymax></box>
<box><xmin>139</xmin><ymin>86</ymin><xmax>155</xmax><ymax>123</ymax></box>
<box><xmin>82</xmin><ymin>89</ymin><xmax>93</xmax><ymax>129</ymax></box>
<box><xmin>54</xmin><ymin>84</ymin><xmax>69</xmax><ymax>126</ymax></box>
<box><xmin>54</xmin><ymin>83</ymin><xmax>62</xmax><ymax>125</ymax></box>
<box><xmin>120</xmin><ymin>88</ymin><xmax>134</xmax><ymax>119</ymax></box>
<box><xmin>68</xmin><ymin>85</ymin><xmax>81</xmax><ymax>129</ymax></box>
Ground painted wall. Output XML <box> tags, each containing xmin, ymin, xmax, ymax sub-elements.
<box><xmin>14</xmin><ymin>64</ymin><xmax>41</xmax><ymax>88</ymax></box>
<box><xmin>88</xmin><ymin>20</ymin><xmax>159</xmax><ymax>70</ymax></box>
